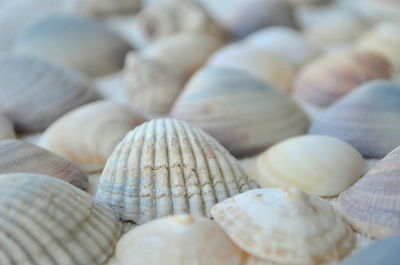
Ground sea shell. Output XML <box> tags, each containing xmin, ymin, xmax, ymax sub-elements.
<box><xmin>211</xmin><ymin>188</ymin><xmax>356</xmax><ymax>265</ymax></box>
<box><xmin>355</xmin><ymin>0</ymin><xmax>400</xmax><ymax>23</ymax></box>
<box><xmin>0</xmin><ymin>173</ymin><xmax>121</xmax><ymax>265</ymax></box>
<box><xmin>338</xmin><ymin>146</ymin><xmax>400</xmax><ymax>239</ymax></box>
<box><xmin>15</xmin><ymin>15</ymin><xmax>132</xmax><ymax>77</ymax></box>
<box><xmin>250</xmin><ymin>135</ymin><xmax>365</xmax><ymax>197</ymax></box>
<box><xmin>114</xmin><ymin>215</ymin><xmax>244</xmax><ymax>265</ymax></box>
<box><xmin>0</xmin><ymin>114</ymin><xmax>15</xmax><ymax>140</ymax></box>
<box><xmin>0</xmin><ymin>139</ymin><xmax>88</xmax><ymax>190</ymax></box>
<box><xmin>207</xmin><ymin>44</ymin><xmax>295</xmax><ymax>92</ymax></box>
<box><xmin>294</xmin><ymin>50</ymin><xmax>393</xmax><ymax>107</ymax></box>
<box><xmin>123</xmin><ymin>52</ymin><xmax>184</xmax><ymax>114</ymax></box>
<box><xmin>96</xmin><ymin>118</ymin><xmax>257</xmax><ymax>225</ymax></box>
<box><xmin>309</xmin><ymin>80</ymin><xmax>400</xmax><ymax>158</ymax></box>
<box><xmin>39</xmin><ymin>100</ymin><xmax>146</xmax><ymax>173</ymax></box>
<box><xmin>0</xmin><ymin>53</ymin><xmax>93</xmax><ymax>133</ymax></box>
<box><xmin>78</xmin><ymin>0</ymin><xmax>140</xmax><ymax>18</ymax></box>
<box><xmin>170</xmin><ymin>67</ymin><xmax>310</xmax><ymax>158</ymax></box>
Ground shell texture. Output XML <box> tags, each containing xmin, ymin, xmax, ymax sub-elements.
<box><xmin>0</xmin><ymin>114</ymin><xmax>15</xmax><ymax>140</ymax></box>
<box><xmin>78</xmin><ymin>0</ymin><xmax>140</xmax><ymax>18</ymax></box>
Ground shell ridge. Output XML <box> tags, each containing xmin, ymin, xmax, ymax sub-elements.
<box><xmin>121</xmin><ymin>131</ymin><xmax>137</xmax><ymax>222</ymax></box>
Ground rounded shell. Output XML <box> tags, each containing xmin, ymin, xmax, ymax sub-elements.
<box><xmin>0</xmin><ymin>114</ymin><xmax>15</xmax><ymax>140</ymax></box>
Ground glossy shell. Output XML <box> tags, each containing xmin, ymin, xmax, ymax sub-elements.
<box><xmin>0</xmin><ymin>114</ymin><xmax>15</xmax><ymax>140</ymax></box>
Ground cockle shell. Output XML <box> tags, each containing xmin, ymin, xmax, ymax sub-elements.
<box><xmin>0</xmin><ymin>114</ymin><xmax>15</xmax><ymax>140</ymax></box>
<box><xmin>338</xmin><ymin>146</ymin><xmax>400</xmax><ymax>239</ymax></box>
<box><xmin>78</xmin><ymin>0</ymin><xmax>140</xmax><ymax>18</ymax></box>
<box><xmin>96</xmin><ymin>118</ymin><xmax>257</xmax><ymax>225</ymax></box>
<box><xmin>0</xmin><ymin>139</ymin><xmax>88</xmax><ymax>190</ymax></box>
<box><xmin>15</xmin><ymin>15</ymin><xmax>131</xmax><ymax>77</ymax></box>
<box><xmin>39</xmin><ymin>100</ymin><xmax>146</xmax><ymax>173</ymax></box>
<box><xmin>207</xmin><ymin>44</ymin><xmax>295</xmax><ymax>92</ymax></box>
<box><xmin>114</xmin><ymin>215</ymin><xmax>244</xmax><ymax>265</ymax></box>
<box><xmin>211</xmin><ymin>188</ymin><xmax>356</xmax><ymax>265</ymax></box>
<box><xmin>0</xmin><ymin>53</ymin><xmax>93</xmax><ymax>133</ymax></box>
<box><xmin>294</xmin><ymin>50</ymin><xmax>393</xmax><ymax>107</ymax></box>
<box><xmin>250</xmin><ymin>135</ymin><xmax>365</xmax><ymax>197</ymax></box>
<box><xmin>0</xmin><ymin>173</ymin><xmax>121</xmax><ymax>265</ymax></box>
<box><xmin>171</xmin><ymin>67</ymin><xmax>310</xmax><ymax>158</ymax></box>
<box><xmin>309</xmin><ymin>81</ymin><xmax>400</xmax><ymax>158</ymax></box>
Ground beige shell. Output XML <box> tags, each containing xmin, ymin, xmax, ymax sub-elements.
<box><xmin>211</xmin><ymin>188</ymin><xmax>356</xmax><ymax>265</ymax></box>
<box><xmin>171</xmin><ymin>67</ymin><xmax>310</xmax><ymax>158</ymax></box>
<box><xmin>0</xmin><ymin>173</ymin><xmax>121</xmax><ymax>265</ymax></box>
<box><xmin>96</xmin><ymin>118</ymin><xmax>257</xmax><ymax>225</ymax></box>
<box><xmin>39</xmin><ymin>100</ymin><xmax>146</xmax><ymax>173</ymax></box>
<box><xmin>0</xmin><ymin>114</ymin><xmax>15</xmax><ymax>140</ymax></box>
<box><xmin>338</xmin><ymin>146</ymin><xmax>400</xmax><ymax>239</ymax></box>
<box><xmin>250</xmin><ymin>135</ymin><xmax>365</xmax><ymax>197</ymax></box>
<box><xmin>78</xmin><ymin>0</ymin><xmax>140</xmax><ymax>18</ymax></box>
<box><xmin>0</xmin><ymin>139</ymin><xmax>88</xmax><ymax>190</ymax></box>
<box><xmin>114</xmin><ymin>215</ymin><xmax>244</xmax><ymax>265</ymax></box>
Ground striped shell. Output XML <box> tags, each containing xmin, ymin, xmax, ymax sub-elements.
<box><xmin>0</xmin><ymin>114</ymin><xmax>15</xmax><ymax>140</ymax></box>
<box><xmin>0</xmin><ymin>173</ymin><xmax>121</xmax><ymax>265</ymax></box>
<box><xmin>96</xmin><ymin>118</ymin><xmax>257</xmax><ymax>225</ymax></box>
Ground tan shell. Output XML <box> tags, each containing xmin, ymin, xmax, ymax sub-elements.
<box><xmin>211</xmin><ymin>188</ymin><xmax>356</xmax><ymax>265</ymax></box>
<box><xmin>39</xmin><ymin>100</ymin><xmax>146</xmax><ymax>173</ymax></box>
<box><xmin>96</xmin><ymin>118</ymin><xmax>257</xmax><ymax>225</ymax></box>
<box><xmin>0</xmin><ymin>173</ymin><xmax>121</xmax><ymax>265</ymax></box>
<box><xmin>78</xmin><ymin>0</ymin><xmax>140</xmax><ymax>18</ymax></box>
<box><xmin>0</xmin><ymin>114</ymin><xmax>15</xmax><ymax>140</ymax></box>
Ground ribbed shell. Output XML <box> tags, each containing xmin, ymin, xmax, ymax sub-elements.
<box><xmin>0</xmin><ymin>173</ymin><xmax>121</xmax><ymax>265</ymax></box>
<box><xmin>171</xmin><ymin>67</ymin><xmax>310</xmax><ymax>158</ymax></box>
<box><xmin>309</xmin><ymin>80</ymin><xmax>400</xmax><ymax>158</ymax></box>
<box><xmin>0</xmin><ymin>114</ymin><xmax>15</xmax><ymax>140</ymax></box>
<box><xmin>96</xmin><ymin>118</ymin><xmax>257</xmax><ymax>225</ymax></box>
<box><xmin>338</xmin><ymin>146</ymin><xmax>400</xmax><ymax>239</ymax></box>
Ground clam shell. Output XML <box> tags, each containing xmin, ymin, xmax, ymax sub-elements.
<box><xmin>0</xmin><ymin>114</ymin><xmax>15</xmax><ymax>140</ymax></box>
<box><xmin>0</xmin><ymin>173</ymin><xmax>121</xmax><ymax>265</ymax></box>
<box><xmin>309</xmin><ymin>80</ymin><xmax>400</xmax><ymax>158</ymax></box>
<box><xmin>170</xmin><ymin>67</ymin><xmax>310</xmax><ymax>158</ymax></box>
<box><xmin>78</xmin><ymin>0</ymin><xmax>140</xmax><ymax>18</ymax></box>
<box><xmin>39</xmin><ymin>100</ymin><xmax>146</xmax><ymax>173</ymax></box>
<box><xmin>294</xmin><ymin>50</ymin><xmax>393</xmax><ymax>107</ymax></box>
<box><xmin>114</xmin><ymin>215</ymin><xmax>244</xmax><ymax>265</ymax></box>
<box><xmin>250</xmin><ymin>135</ymin><xmax>365</xmax><ymax>197</ymax></box>
<box><xmin>338</xmin><ymin>146</ymin><xmax>400</xmax><ymax>239</ymax></box>
<box><xmin>211</xmin><ymin>188</ymin><xmax>356</xmax><ymax>265</ymax></box>
<box><xmin>96</xmin><ymin>118</ymin><xmax>257</xmax><ymax>225</ymax></box>
<box><xmin>0</xmin><ymin>53</ymin><xmax>93</xmax><ymax>133</ymax></box>
<box><xmin>15</xmin><ymin>15</ymin><xmax>132</xmax><ymax>77</ymax></box>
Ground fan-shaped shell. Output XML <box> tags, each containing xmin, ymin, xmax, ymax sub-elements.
<box><xmin>96</xmin><ymin>118</ymin><xmax>257</xmax><ymax>225</ymax></box>
<box><xmin>0</xmin><ymin>173</ymin><xmax>121</xmax><ymax>265</ymax></box>
<box><xmin>78</xmin><ymin>0</ymin><xmax>140</xmax><ymax>18</ymax></box>
<box><xmin>0</xmin><ymin>114</ymin><xmax>15</xmax><ymax>140</ymax></box>
<box><xmin>338</xmin><ymin>146</ymin><xmax>400</xmax><ymax>239</ymax></box>
<box><xmin>171</xmin><ymin>67</ymin><xmax>310</xmax><ymax>158</ymax></box>
<box><xmin>309</xmin><ymin>80</ymin><xmax>400</xmax><ymax>158</ymax></box>
<box><xmin>211</xmin><ymin>188</ymin><xmax>356</xmax><ymax>265</ymax></box>
<box><xmin>39</xmin><ymin>100</ymin><xmax>146</xmax><ymax>173</ymax></box>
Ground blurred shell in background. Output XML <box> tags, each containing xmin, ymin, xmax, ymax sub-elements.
<box><xmin>39</xmin><ymin>100</ymin><xmax>146</xmax><ymax>173</ymax></box>
<box><xmin>0</xmin><ymin>114</ymin><xmax>15</xmax><ymax>140</ymax></box>
<box><xmin>355</xmin><ymin>0</ymin><xmax>400</xmax><ymax>23</ymax></box>
<box><xmin>78</xmin><ymin>0</ymin><xmax>141</xmax><ymax>18</ymax></box>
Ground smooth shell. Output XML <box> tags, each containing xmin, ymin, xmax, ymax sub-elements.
<box><xmin>0</xmin><ymin>114</ymin><xmax>15</xmax><ymax>140</ymax></box>
<box><xmin>171</xmin><ymin>67</ymin><xmax>310</xmax><ymax>158</ymax></box>
<box><xmin>78</xmin><ymin>0</ymin><xmax>140</xmax><ymax>17</ymax></box>
<box><xmin>211</xmin><ymin>188</ymin><xmax>356</xmax><ymax>265</ymax></box>
<box><xmin>96</xmin><ymin>118</ymin><xmax>257</xmax><ymax>225</ymax></box>
<box><xmin>39</xmin><ymin>100</ymin><xmax>146</xmax><ymax>173</ymax></box>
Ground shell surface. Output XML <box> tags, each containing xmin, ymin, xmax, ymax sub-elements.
<box><xmin>78</xmin><ymin>0</ymin><xmax>140</xmax><ymax>17</ymax></box>
<box><xmin>355</xmin><ymin>0</ymin><xmax>400</xmax><ymax>23</ymax></box>
<box><xmin>0</xmin><ymin>114</ymin><xmax>15</xmax><ymax>140</ymax></box>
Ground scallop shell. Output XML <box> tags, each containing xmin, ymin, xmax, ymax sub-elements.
<box><xmin>309</xmin><ymin>80</ymin><xmax>400</xmax><ymax>158</ymax></box>
<box><xmin>96</xmin><ymin>118</ymin><xmax>257</xmax><ymax>225</ymax></box>
<box><xmin>170</xmin><ymin>67</ymin><xmax>310</xmax><ymax>158</ymax></box>
<box><xmin>114</xmin><ymin>215</ymin><xmax>244</xmax><ymax>265</ymax></box>
<box><xmin>250</xmin><ymin>135</ymin><xmax>365</xmax><ymax>197</ymax></box>
<box><xmin>39</xmin><ymin>100</ymin><xmax>146</xmax><ymax>173</ymax></box>
<box><xmin>207</xmin><ymin>44</ymin><xmax>295</xmax><ymax>92</ymax></box>
<box><xmin>78</xmin><ymin>0</ymin><xmax>140</xmax><ymax>18</ymax></box>
<box><xmin>211</xmin><ymin>188</ymin><xmax>356</xmax><ymax>265</ymax></box>
<box><xmin>0</xmin><ymin>173</ymin><xmax>121</xmax><ymax>265</ymax></box>
<box><xmin>0</xmin><ymin>53</ymin><xmax>93</xmax><ymax>133</ymax></box>
<box><xmin>294</xmin><ymin>50</ymin><xmax>393</xmax><ymax>107</ymax></box>
<box><xmin>0</xmin><ymin>114</ymin><xmax>15</xmax><ymax>140</ymax></box>
<box><xmin>15</xmin><ymin>15</ymin><xmax>131</xmax><ymax>77</ymax></box>
<box><xmin>338</xmin><ymin>146</ymin><xmax>400</xmax><ymax>239</ymax></box>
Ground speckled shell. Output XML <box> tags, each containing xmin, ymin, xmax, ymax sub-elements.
<box><xmin>0</xmin><ymin>114</ymin><xmax>15</xmax><ymax>140</ymax></box>
<box><xmin>114</xmin><ymin>215</ymin><xmax>244</xmax><ymax>265</ymax></box>
<box><xmin>211</xmin><ymin>188</ymin><xmax>356</xmax><ymax>265</ymax></box>
<box><xmin>250</xmin><ymin>135</ymin><xmax>365</xmax><ymax>197</ymax></box>
<box><xmin>171</xmin><ymin>67</ymin><xmax>310</xmax><ymax>158</ymax></box>
<box><xmin>294</xmin><ymin>50</ymin><xmax>393</xmax><ymax>107</ymax></box>
<box><xmin>207</xmin><ymin>44</ymin><xmax>295</xmax><ymax>92</ymax></box>
<box><xmin>39</xmin><ymin>101</ymin><xmax>146</xmax><ymax>173</ymax></box>
<box><xmin>96</xmin><ymin>118</ymin><xmax>257</xmax><ymax>225</ymax></box>
<box><xmin>15</xmin><ymin>15</ymin><xmax>131</xmax><ymax>77</ymax></box>
<box><xmin>309</xmin><ymin>81</ymin><xmax>400</xmax><ymax>158</ymax></box>
<box><xmin>0</xmin><ymin>54</ymin><xmax>93</xmax><ymax>133</ymax></box>
<box><xmin>0</xmin><ymin>139</ymin><xmax>88</xmax><ymax>190</ymax></box>
<box><xmin>0</xmin><ymin>173</ymin><xmax>121</xmax><ymax>265</ymax></box>
<box><xmin>78</xmin><ymin>0</ymin><xmax>140</xmax><ymax>18</ymax></box>
<box><xmin>338</xmin><ymin>146</ymin><xmax>400</xmax><ymax>239</ymax></box>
